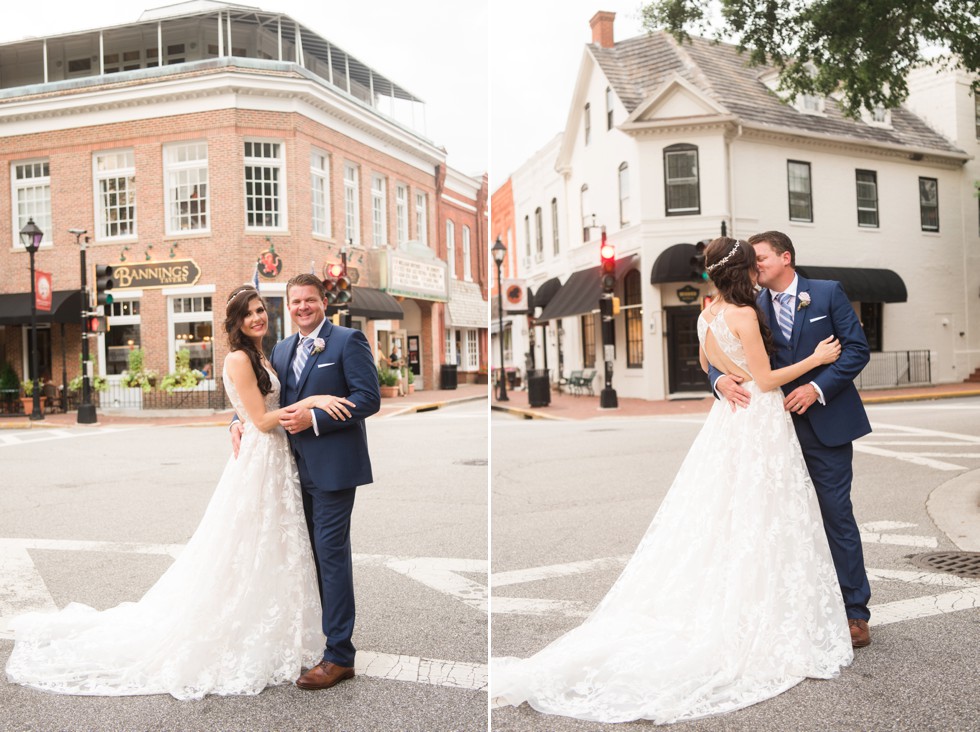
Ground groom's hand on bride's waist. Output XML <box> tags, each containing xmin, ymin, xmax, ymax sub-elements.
<box><xmin>230</xmin><ymin>421</ymin><xmax>244</xmax><ymax>459</ymax></box>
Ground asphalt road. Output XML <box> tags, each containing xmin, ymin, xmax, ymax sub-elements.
<box><xmin>491</xmin><ymin>397</ymin><xmax>980</xmax><ymax>732</ymax></box>
<box><xmin>0</xmin><ymin>400</ymin><xmax>488</xmax><ymax>732</ymax></box>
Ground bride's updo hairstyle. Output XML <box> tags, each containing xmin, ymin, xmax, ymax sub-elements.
<box><xmin>703</xmin><ymin>237</ymin><xmax>775</xmax><ymax>355</ymax></box>
<box><xmin>224</xmin><ymin>285</ymin><xmax>273</xmax><ymax>396</ymax></box>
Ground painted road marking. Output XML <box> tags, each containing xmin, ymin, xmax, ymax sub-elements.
<box><xmin>0</xmin><ymin>538</ymin><xmax>487</xmax><ymax>691</ymax></box>
<box><xmin>0</xmin><ymin>427</ymin><xmax>135</xmax><ymax>447</ymax></box>
<box><xmin>856</xmin><ymin>423</ymin><xmax>980</xmax><ymax>471</ymax></box>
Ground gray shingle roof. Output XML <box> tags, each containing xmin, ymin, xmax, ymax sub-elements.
<box><xmin>591</xmin><ymin>31</ymin><xmax>964</xmax><ymax>155</ymax></box>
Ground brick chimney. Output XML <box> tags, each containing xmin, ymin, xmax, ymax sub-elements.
<box><xmin>590</xmin><ymin>11</ymin><xmax>616</xmax><ymax>48</ymax></box>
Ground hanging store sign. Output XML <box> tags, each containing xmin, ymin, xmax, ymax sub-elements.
<box><xmin>676</xmin><ymin>285</ymin><xmax>700</xmax><ymax>304</ymax></box>
<box><xmin>257</xmin><ymin>249</ymin><xmax>283</xmax><ymax>278</ymax></box>
<box><xmin>113</xmin><ymin>259</ymin><xmax>202</xmax><ymax>289</ymax></box>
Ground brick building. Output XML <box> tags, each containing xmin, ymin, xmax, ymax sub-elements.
<box><xmin>0</xmin><ymin>1</ymin><xmax>487</xmax><ymax>406</ymax></box>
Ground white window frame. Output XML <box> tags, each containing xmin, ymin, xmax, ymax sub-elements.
<box><xmin>11</xmin><ymin>159</ymin><xmax>51</xmax><ymax>249</ymax></box>
<box><xmin>618</xmin><ymin>162</ymin><xmax>629</xmax><ymax>227</ymax></box>
<box><xmin>856</xmin><ymin>169</ymin><xmax>879</xmax><ymax>228</ymax></box>
<box><xmin>534</xmin><ymin>207</ymin><xmax>544</xmax><ymax>261</ymax></box>
<box><xmin>446</xmin><ymin>328</ymin><xmax>479</xmax><ymax>371</ymax></box>
<box><xmin>446</xmin><ymin>219</ymin><xmax>456</xmax><ymax>279</ymax></box>
<box><xmin>344</xmin><ymin>162</ymin><xmax>361</xmax><ymax>245</ymax></box>
<box><xmin>93</xmin><ymin>150</ymin><xmax>137</xmax><ymax>241</ymax></box>
<box><xmin>787</xmin><ymin>160</ymin><xmax>813</xmax><ymax>223</ymax></box>
<box><xmin>243</xmin><ymin>140</ymin><xmax>286</xmax><ymax>230</ymax></box>
<box><xmin>551</xmin><ymin>198</ymin><xmax>560</xmax><ymax>256</ymax></box>
<box><xmin>415</xmin><ymin>191</ymin><xmax>428</xmax><ymax>246</ymax></box>
<box><xmin>462</xmin><ymin>225</ymin><xmax>472</xmax><ymax>282</ymax></box>
<box><xmin>664</xmin><ymin>145</ymin><xmax>700</xmax><ymax>216</ymax></box>
<box><xmin>919</xmin><ymin>177</ymin><xmax>939</xmax><ymax>232</ymax></box>
<box><xmin>371</xmin><ymin>174</ymin><xmax>387</xmax><ymax>247</ymax></box>
<box><xmin>166</xmin><ymin>290</ymin><xmax>215</xmax><ymax>376</ymax></box>
<box><xmin>164</xmin><ymin>142</ymin><xmax>209</xmax><ymax>235</ymax></box>
<box><xmin>395</xmin><ymin>183</ymin><xmax>409</xmax><ymax>246</ymax></box>
<box><xmin>311</xmin><ymin>149</ymin><xmax>331</xmax><ymax>237</ymax></box>
<box><xmin>101</xmin><ymin>292</ymin><xmax>143</xmax><ymax>378</ymax></box>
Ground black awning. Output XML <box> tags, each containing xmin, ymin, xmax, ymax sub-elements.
<box><xmin>328</xmin><ymin>287</ymin><xmax>404</xmax><ymax>320</ymax></box>
<box><xmin>532</xmin><ymin>277</ymin><xmax>562</xmax><ymax>311</ymax></box>
<box><xmin>650</xmin><ymin>243</ymin><xmax>699</xmax><ymax>284</ymax></box>
<box><xmin>797</xmin><ymin>266</ymin><xmax>907</xmax><ymax>303</ymax></box>
<box><xmin>538</xmin><ymin>256</ymin><xmax>637</xmax><ymax>322</ymax></box>
<box><xmin>0</xmin><ymin>290</ymin><xmax>83</xmax><ymax>325</ymax></box>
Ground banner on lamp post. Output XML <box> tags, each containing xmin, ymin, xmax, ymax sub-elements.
<box><xmin>502</xmin><ymin>279</ymin><xmax>528</xmax><ymax>312</ymax></box>
<box><xmin>35</xmin><ymin>270</ymin><xmax>52</xmax><ymax>312</ymax></box>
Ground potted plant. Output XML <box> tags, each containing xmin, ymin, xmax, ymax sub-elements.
<box><xmin>377</xmin><ymin>365</ymin><xmax>399</xmax><ymax>398</ymax></box>
<box><xmin>405</xmin><ymin>367</ymin><xmax>415</xmax><ymax>394</ymax></box>
<box><xmin>20</xmin><ymin>379</ymin><xmax>46</xmax><ymax>414</ymax></box>
<box><xmin>159</xmin><ymin>349</ymin><xmax>202</xmax><ymax>392</ymax></box>
<box><xmin>0</xmin><ymin>361</ymin><xmax>19</xmax><ymax>414</ymax></box>
<box><xmin>121</xmin><ymin>347</ymin><xmax>157</xmax><ymax>392</ymax></box>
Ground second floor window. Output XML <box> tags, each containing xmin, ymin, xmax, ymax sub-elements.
<box><xmin>446</xmin><ymin>219</ymin><xmax>456</xmax><ymax>278</ymax></box>
<box><xmin>856</xmin><ymin>170</ymin><xmax>878</xmax><ymax>227</ymax></box>
<box><xmin>462</xmin><ymin>225</ymin><xmax>472</xmax><ymax>281</ymax></box>
<box><xmin>581</xmin><ymin>184</ymin><xmax>591</xmax><ymax>242</ymax></box>
<box><xmin>311</xmin><ymin>150</ymin><xmax>330</xmax><ymax>237</ymax></box>
<box><xmin>664</xmin><ymin>144</ymin><xmax>700</xmax><ymax>216</ymax></box>
<box><xmin>551</xmin><ymin>198</ymin><xmax>560</xmax><ymax>255</ymax></box>
<box><xmin>524</xmin><ymin>215</ymin><xmax>531</xmax><ymax>258</ymax></box>
<box><xmin>618</xmin><ymin>162</ymin><xmax>630</xmax><ymax>226</ymax></box>
<box><xmin>12</xmin><ymin>160</ymin><xmax>51</xmax><ymax>247</ymax></box>
<box><xmin>919</xmin><ymin>177</ymin><xmax>939</xmax><ymax>232</ymax></box>
<box><xmin>415</xmin><ymin>192</ymin><xmax>428</xmax><ymax>246</ymax></box>
<box><xmin>95</xmin><ymin>150</ymin><xmax>137</xmax><ymax>239</ymax></box>
<box><xmin>371</xmin><ymin>175</ymin><xmax>387</xmax><ymax>247</ymax></box>
<box><xmin>244</xmin><ymin>141</ymin><xmax>283</xmax><ymax>229</ymax></box>
<box><xmin>534</xmin><ymin>206</ymin><xmax>543</xmax><ymax>259</ymax></box>
<box><xmin>584</xmin><ymin>103</ymin><xmax>591</xmax><ymax>146</ymax></box>
<box><xmin>606</xmin><ymin>86</ymin><xmax>614</xmax><ymax>130</ymax></box>
<box><xmin>165</xmin><ymin>142</ymin><xmax>208</xmax><ymax>234</ymax></box>
<box><xmin>787</xmin><ymin>160</ymin><xmax>813</xmax><ymax>222</ymax></box>
<box><xmin>344</xmin><ymin>163</ymin><xmax>360</xmax><ymax>244</ymax></box>
<box><xmin>396</xmin><ymin>184</ymin><xmax>408</xmax><ymax>245</ymax></box>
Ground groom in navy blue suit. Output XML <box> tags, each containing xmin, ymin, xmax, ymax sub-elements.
<box><xmin>709</xmin><ymin>231</ymin><xmax>873</xmax><ymax>648</ymax></box>
<box><xmin>273</xmin><ymin>273</ymin><xmax>380</xmax><ymax>688</ymax></box>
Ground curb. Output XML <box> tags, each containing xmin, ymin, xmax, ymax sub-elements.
<box><xmin>490</xmin><ymin>404</ymin><xmax>567</xmax><ymax>421</ymax></box>
<box><xmin>861</xmin><ymin>389</ymin><xmax>980</xmax><ymax>405</ymax></box>
<box><xmin>383</xmin><ymin>394</ymin><xmax>487</xmax><ymax>417</ymax></box>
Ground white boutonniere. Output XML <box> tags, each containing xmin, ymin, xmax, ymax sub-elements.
<box><xmin>797</xmin><ymin>292</ymin><xmax>811</xmax><ymax>311</ymax></box>
<box><xmin>311</xmin><ymin>337</ymin><xmax>326</xmax><ymax>354</ymax></box>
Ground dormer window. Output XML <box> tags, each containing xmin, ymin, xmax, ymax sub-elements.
<box><xmin>863</xmin><ymin>104</ymin><xmax>892</xmax><ymax>127</ymax></box>
<box><xmin>798</xmin><ymin>94</ymin><xmax>824</xmax><ymax>114</ymax></box>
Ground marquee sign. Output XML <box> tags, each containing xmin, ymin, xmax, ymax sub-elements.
<box><xmin>113</xmin><ymin>259</ymin><xmax>202</xmax><ymax>289</ymax></box>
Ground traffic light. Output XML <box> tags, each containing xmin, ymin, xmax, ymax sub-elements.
<box><xmin>323</xmin><ymin>262</ymin><xmax>343</xmax><ymax>305</ymax></box>
<box><xmin>335</xmin><ymin>260</ymin><xmax>352</xmax><ymax>305</ymax></box>
<box><xmin>95</xmin><ymin>265</ymin><xmax>115</xmax><ymax>307</ymax></box>
<box><xmin>599</xmin><ymin>231</ymin><xmax>615</xmax><ymax>292</ymax></box>
<box><xmin>690</xmin><ymin>240</ymin><xmax>710</xmax><ymax>282</ymax></box>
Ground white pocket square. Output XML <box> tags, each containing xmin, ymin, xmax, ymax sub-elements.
<box><xmin>809</xmin><ymin>315</ymin><xmax>828</xmax><ymax>323</ymax></box>
<box><xmin>318</xmin><ymin>362</ymin><xmax>335</xmax><ymax>368</ymax></box>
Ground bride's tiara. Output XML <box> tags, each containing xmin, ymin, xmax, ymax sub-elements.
<box><xmin>226</xmin><ymin>284</ymin><xmax>258</xmax><ymax>305</ymax></box>
<box><xmin>706</xmin><ymin>241</ymin><xmax>743</xmax><ymax>273</ymax></box>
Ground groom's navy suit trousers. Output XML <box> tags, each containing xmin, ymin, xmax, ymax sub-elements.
<box><xmin>709</xmin><ymin>276</ymin><xmax>872</xmax><ymax>620</ymax></box>
<box><xmin>274</xmin><ymin>320</ymin><xmax>381</xmax><ymax>667</ymax></box>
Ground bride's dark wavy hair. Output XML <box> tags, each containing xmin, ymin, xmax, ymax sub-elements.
<box><xmin>703</xmin><ymin>236</ymin><xmax>775</xmax><ymax>356</ymax></box>
<box><xmin>224</xmin><ymin>285</ymin><xmax>273</xmax><ymax>396</ymax></box>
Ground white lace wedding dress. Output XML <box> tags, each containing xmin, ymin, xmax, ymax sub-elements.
<box><xmin>492</xmin><ymin>309</ymin><xmax>853</xmax><ymax>724</ymax></box>
<box><xmin>5</xmin><ymin>366</ymin><xmax>323</xmax><ymax>700</ymax></box>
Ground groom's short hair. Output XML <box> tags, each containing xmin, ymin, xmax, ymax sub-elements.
<box><xmin>286</xmin><ymin>273</ymin><xmax>326</xmax><ymax>298</ymax></box>
<box><xmin>748</xmin><ymin>230</ymin><xmax>796</xmax><ymax>268</ymax></box>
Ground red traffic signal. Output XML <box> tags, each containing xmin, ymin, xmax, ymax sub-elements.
<box><xmin>599</xmin><ymin>231</ymin><xmax>615</xmax><ymax>292</ymax></box>
<box><xmin>86</xmin><ymin>315</ymin><xmax>107</xmax><ymax>333</ymax></box>
<box><xmin>326</xmin><ymin>263</ymin><xmax>344</xmax><ymax>278</ymax></box>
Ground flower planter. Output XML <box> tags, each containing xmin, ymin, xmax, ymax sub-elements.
<box><xmin>380</xmin><ymin>385</ymin><xmax>399</xmax><ymax>398</ymax></box>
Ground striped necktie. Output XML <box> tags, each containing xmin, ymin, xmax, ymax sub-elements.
<box><xmin>774</xmin><ymin>292</ymin><xmax>794</xmax><ymax>342</ymax></box>
<box><xmin>292</xmin><ymin>336</ymin><xmax>311</xmax><ymax>384</ymax></box>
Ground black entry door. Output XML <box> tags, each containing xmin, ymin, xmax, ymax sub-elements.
<box><xmin>666</xmin><ymin>306</ymin><xmax>706</xmax><ymax>393</ymax></box>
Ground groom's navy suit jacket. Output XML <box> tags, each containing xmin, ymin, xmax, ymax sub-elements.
<box><xmin>710</xmin><ymin>276</ymin><xmax>871</xmax><ymax>447</ymax></box>
<box><xmin>272</xmin><ymin>320</ymin><xmax>381</xmax><ymax>491</ymax></box>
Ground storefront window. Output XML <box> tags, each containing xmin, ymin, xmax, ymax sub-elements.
<box><xmin>105</xmin><ymin>298</ymin><xmax>141</xmax><ymax>376</ymax></box>
<box><xmin>169</xmin><ymin>295</ymin><xmax>213</xmax><ymax>374</ymax></box>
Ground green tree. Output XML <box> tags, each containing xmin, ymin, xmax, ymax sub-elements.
<box><xmin>642</xmin><ymin>0</ymin><xmax>979</xmax><ymax>116</ymax></box>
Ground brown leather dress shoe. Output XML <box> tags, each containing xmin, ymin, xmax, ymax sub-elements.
<box><xmin>296</xmin><ymin>660</ymin><xmax>355</xmax><ymax>690</ymax></box>
<box><xmin>848</xmin><ymin>618</ymin><xmax>871</xmax><ymax>648</ymax></box>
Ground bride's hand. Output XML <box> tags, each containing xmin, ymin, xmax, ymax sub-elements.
<box><xmin>812</xmin><ymin>335</ymin><xmax>841</xmax><ymax>365</ymax></box>
<box><xmin>312</xmin><ymin>395</ymin><xmax>356</xmax><ymax>421</ymax></box>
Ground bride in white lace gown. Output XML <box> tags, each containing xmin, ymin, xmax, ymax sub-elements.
<box><xmin>5</xmin><ymin>286</ymin><xmax>354</xmax><ymax>700</ymax></box>
<box><xmin>492</xmin><ymin>238</ymin><xmax>854</xmax><ymax>724</ymax></box>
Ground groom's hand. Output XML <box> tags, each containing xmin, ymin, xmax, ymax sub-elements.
<box><xmin>230</xmin><ymin>421</ymin><xmax>244</xmax><ymax>459</ymax></box>
<box><xmin>716</xmin><ymin>374</ymin><xmax>751</xmax><ymax>412</ymax></box>
<box><xmin>783</xmin><ymin>384</ymin><xmax>818</xmax><ymax>415</ymax></box>
<box><xmin>280</xmin><ymin>406</ymin><xmax>313</xmax><ymax>434</ymax></box>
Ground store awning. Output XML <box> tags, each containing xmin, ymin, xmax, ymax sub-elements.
<box><xmin>538</xmin><ymin>256</ymin><xmax>637</xmax><ymax>322</ymax></box>
<box><xmin>650</xmin><ymin>243</ymin><xmax>699</xmax><ymax>284</ymax></box>
<box><xmin>796</xmin><ymin>266</ymin><xmax>907</xmax><ymax>303</ymax></box>
<box><xmin>0</xmin><ymin>290</ymin><xmax>83</xmax><ymax>325</ymax></box>
<box><xmin>328</xmin><ymin>287</ymin><xmax>404</xmax><ymax>320</ymax></box>
<box><xmin>446</xmin><ymin>280</ymin><xmax>487</xmax><ymax>328</ymax></box>
<box><xmin>532</xmin><ymin>277</ymin><xmax>562</xmax><ymax>311</ymax></box>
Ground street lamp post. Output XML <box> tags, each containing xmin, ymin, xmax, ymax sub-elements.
<box><xmin>20</xmin><ymin>218</ymin><xmax>44</xmax><ymax>421</ymax></box>
<box><xmin>491</xmin><ymin>236</ymin><xmax>508</xmax><ymax>402</ymax></box>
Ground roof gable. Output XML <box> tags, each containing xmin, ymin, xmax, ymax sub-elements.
<box><xmin>626</xmin><ymin>72</ymin><xmax>729</xmax><ymax>124</ymax></box>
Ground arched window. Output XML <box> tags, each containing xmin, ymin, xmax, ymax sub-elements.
<box><xmin>624</xmin><ymin>269</ymin><xmax>643</xmax><ymax>368</ymax></box>
<box><xmin>663</xmin><ymin>143</ymin><xmax>700</xmax><ymax>216</ymax></box>
<box><xmin>618</xmin><ymin>162</ymin><xmax>629</xmax><ymax>227</ymax></box>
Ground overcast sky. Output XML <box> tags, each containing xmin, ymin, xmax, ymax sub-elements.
<box><xmin>488</xmin><ymin>0</ymin><xmax>648</xmax><ymax>190</ymax></box>
<box><xmin>0</xmin><ymin>0</ymin><xmax>489</xmax><ymax>178</ymax></box>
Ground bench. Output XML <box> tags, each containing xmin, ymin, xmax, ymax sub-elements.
<box><xmin>568</xmin><ymin>369</ymin><xmax>597</xmax><ymax>396</ymax></box>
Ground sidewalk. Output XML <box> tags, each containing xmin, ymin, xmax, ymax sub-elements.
<box><xmin>0</xmin><ymin>383</ymin><xmax>488</xmax><ymax>429</ymax></box>
<box><xmin>492</xmin><ymin>381</ymin><xmax>980</xmax><ymax>420</ymax></box>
